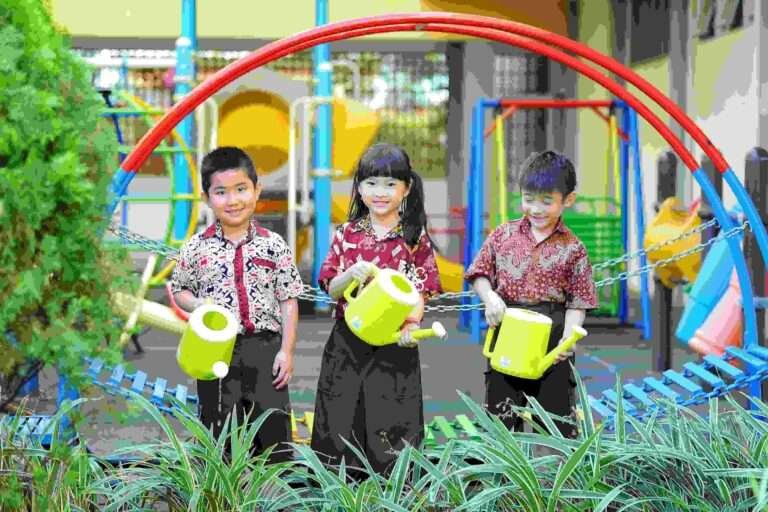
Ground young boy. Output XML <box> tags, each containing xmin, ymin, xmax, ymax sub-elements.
<box><xmin>170</xmin><ymin>146</ymin><xmax>304</xmax><ymax>462</ymax></box>
<box><xmin>465</xmin><ymin>150</ymin><xmax>598</xmax><ymax>438</ymax></box>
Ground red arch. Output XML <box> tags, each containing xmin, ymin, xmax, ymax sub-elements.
<box><xmin>121</xmin><ymin>13</ymin><xmax>725</xmax><ymax>175</ymax></box>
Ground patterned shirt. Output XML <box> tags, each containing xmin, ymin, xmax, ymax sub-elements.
<box><xmin>318</xmin><ymin>216</ymin><xmax>442</xmax><ymax>319</ymax></box>
<box><xmin>465</xmin><ymin>216</ymin><xmax>598</xmax><ymax>309</ymax></box>
<box><xmin>170</xmin><ymin>217</ymin><xmax>304</xmax><ymax>334</ymax></box>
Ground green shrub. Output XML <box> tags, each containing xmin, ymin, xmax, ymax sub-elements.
<box><xmin>0</xmin><ymin>0</ymin><xmax>129</xmax><ymax>409</ymax></box>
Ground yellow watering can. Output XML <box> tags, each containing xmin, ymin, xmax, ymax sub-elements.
<box><xmin>344</xmin><ymin>266</ymin><xmax>446</xmax><ymax>346</ymax></box>
<box><xmin>112</xmin><ymin>292</ymin><xmax>238</xmax><ymax>381</ymax></box>
<box><xmin>483</xmin><ymin>308</ymin><xmax>588</xmax><ymax>380</ymax></box>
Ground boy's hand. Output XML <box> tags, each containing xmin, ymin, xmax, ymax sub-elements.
<box><xmin>484</xmin><ymin>291</ymin><xmax>506</xmax><ymax>327</ymax></box>
<box><xmin>347</xmin><ymin>261</ymin><xmax>376</xmax><ymax>282</ymax></box>
<box><xmin>272</xmin><ymin>350</ymin><xmax>293</xmax><ymax>389</ymax></box>
<box><xmin>397</xmin><ymin>323</ymin><xmax>419</xmax><ymax>348</ymax></box>
<box><xmin>554</xmin><ymin>338</ymin><xmax>574</xmax><ymax>364</ymax></box>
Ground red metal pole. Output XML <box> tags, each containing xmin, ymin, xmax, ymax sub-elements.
<box><xmin>120</xmin><ymin>13</ymin><xmax>722</xmax><ymax>175</ymax></box>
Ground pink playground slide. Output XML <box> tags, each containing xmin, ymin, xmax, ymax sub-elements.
<box><xmin>687</xmin><ymin>270</ymin><xmax>742</xmax><ymax>357</ymax></box>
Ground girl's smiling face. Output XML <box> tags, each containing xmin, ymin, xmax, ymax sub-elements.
<box><xmin>357</xmin><ymin>176</ymin><xmax>410</xmax><ymax>222</ymax></box>
<box><xmin>204</xmin><ymin>168</ymin><xmax>261</xmax><ymax>236</ymax></box>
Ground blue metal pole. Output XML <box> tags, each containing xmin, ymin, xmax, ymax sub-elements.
<box><xmin>722</xmin><ymin>169</ymin><xmax>768</xmax><ymax>401</ymax></box>
<box><xmin>628</xmin><ymin>107</ymin><xmax>652</xmax><ymax>340</ymax></box>
<box><xmin>312</xmin><ymin>0</ymin><xmax>332</xmax><ymax>311</ymax></box>
<box><xmin>173</xmin><ymin>0</ymin><xmax>196</xmax><ymax>242</ymax></box>
<box><xmin>618</xmin><ymin>104</ymin><xmax>630</xmax><ymax>325</ymax></box>
<box><xmin>469</xmin><ymin>99</ymin><xmax>488</xmax><ymax>343</ymax></box>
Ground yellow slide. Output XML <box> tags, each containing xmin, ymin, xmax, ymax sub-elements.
<box><xmin>435</xmin><ymin>254</ymin><xmax>465</xmax><ymax>293</ymax></box>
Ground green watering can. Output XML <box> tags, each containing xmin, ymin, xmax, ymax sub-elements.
<box><xmin>483</xmin><ymin>307</ymin><xmax>588</xmax><ymax>380</ymax></box>
<box><xmin>176</xmin><ymin>303</ymin><xmax>239</xmax><ymax>381</ymax></box>
<box><xmin>344</xmin><ymin>266</ymin><xmax>447</xmax><ymax>346</ymax></box>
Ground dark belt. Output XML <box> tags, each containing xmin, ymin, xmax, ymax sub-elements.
<box><xmin>505</xmin><ymin>302</ymin><xmax>565</xmax><ymax>316</ymax></box>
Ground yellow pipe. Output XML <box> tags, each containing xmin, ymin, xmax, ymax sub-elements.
<box><xmin>609</xmin><ymin>114</ymin><xmax>621</xmax><ymax>214</ymax></box>
<box><xmin>118</xmin><ymin>254</ymin><xmax>158</xmax><ymax>347</ymax></box>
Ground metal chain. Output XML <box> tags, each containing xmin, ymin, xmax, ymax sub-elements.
<box><xmin>592</xmin><ymin>217</ymin><xmax>720</xmax><ymax>271</ymax></box>
<box><xmin>593</xmin><ymin>221</ymin><xmax>747</xmax><ymax>289</ymax></box>
<box><xmin>107</xmin><ymin>220</ymin><xmax>748</xmax><ymax>313</ymax></box>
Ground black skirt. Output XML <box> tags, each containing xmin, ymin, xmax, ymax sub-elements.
<box><xmin>310</xmin><ymin>319</ymin><xmax>424</xmax><ymax>475</ymax></box>
<box><xmin>484</xmin><ymin>302</ymin><xmax>578</xmax><ymax>438</ymax></box>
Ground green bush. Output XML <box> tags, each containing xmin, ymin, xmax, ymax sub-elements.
<box><xmin>0</xmin><ymin>0</ymin><xmax>129</xmax><ymax>409</ymax></box>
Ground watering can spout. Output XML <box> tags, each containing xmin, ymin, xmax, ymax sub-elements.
<box><xmin>537</xmin><ymin>326</ymin><xmax>588</xmax><ymax>374</ymax></box>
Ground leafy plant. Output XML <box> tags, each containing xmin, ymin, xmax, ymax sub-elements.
<box><xmin>0</xmin><ymin>0</ymin><xmax>130</xmax><ymax>410</ymax></box>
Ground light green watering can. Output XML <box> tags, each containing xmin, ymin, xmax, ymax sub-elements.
<box><xmin>176</xmin><ymin>303</ymin><xmax>239</xmax><ymax>381</ymax></box>
<box><xmin>483</xmin><ymin>307</ymin><xmax>588</xmax><ymax>380</ymax></box>
<box><xmin>344</xmin><ymin>266</ymin><xmax>447</xmax><ymax>346</ymax></box>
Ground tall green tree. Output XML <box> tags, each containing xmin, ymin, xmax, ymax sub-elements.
<box><xmin>0</xmin><ymin>0</ymin><xmax>130</xmax><ymax>410</ymax></box>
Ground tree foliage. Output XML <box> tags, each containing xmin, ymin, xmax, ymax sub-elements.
<box><xmin>0</xmin><ymin>0</ymin><xmax>131</xmax><ymax>409</ymax></box>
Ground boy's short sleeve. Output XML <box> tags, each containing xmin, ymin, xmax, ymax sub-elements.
<box><xmin>273</xmin><ymin>237</ymin><xmax>304</xmax><ymax>301</ymax></box>
<box><xmin>410</xmin><ymin>231</ymin><xmax>442</xmax><ymax>298</ymax></box>
<box><xmin>565</xmin><ymin>243</ymin><xmax>599</xmax><ymax>310</ymax></box>
<box><xmin>318</xmin><ymin>224</ymin><xmax>346</xmax><ymax>293</ymax></box>
<box><xmin>464</xmin><ymin>229</ymin><xmax>498</xmax><ymax>288</ymax></box>
<box><xmin>170</xmin><ymin>240</ymin><xmax>198</xmax><ymax>296</ymax></box>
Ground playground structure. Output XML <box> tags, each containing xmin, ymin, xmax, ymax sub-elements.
<box><xmin>460</xmin><ymin>98</ymin><xmax>652</xmax><ymax>342</ymax></box>
<box><xmin>8</xmin><ymin>11</ymin><xmax>768</xmax><ymax>451</ymax></box>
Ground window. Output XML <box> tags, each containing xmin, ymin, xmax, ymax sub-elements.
<box><xmin>630</xmin><ymin>0</ymin><xmax>671</xmax><ymax>64</ymax></box>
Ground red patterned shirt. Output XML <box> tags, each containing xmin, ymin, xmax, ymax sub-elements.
<box><xmin>465</xmin><ymin>216</ymin><xmax>598</xmax><ymax>309</ymax></box>
<box><xmin>170</xmin><ymin>217</ymin><xmax>304</xmax><ymax>334</ymax></box>
<box><xmin>318</xmin><ymin>216</ymin><xmax>442</xmax><ymax>319</ymax></box>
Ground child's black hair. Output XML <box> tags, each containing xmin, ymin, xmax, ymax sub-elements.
<box><xmin>518</xmin><ymin>150</ymin><xmax>577</xmax><ymax>196</ymax></box>
<box><xmin>201</xmin><ymin>147</ymin><xmax>258</xmax><ymax>194</ymax></box>
<box><xmin>348</xmin><ymin>143</ymin><xmax>433</xmax><ymax>248</ymax></box>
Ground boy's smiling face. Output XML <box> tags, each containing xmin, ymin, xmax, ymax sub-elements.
<box><xmin>521</xmin><ymin>189</ymin><xmax>576</xmax><ymax>234</ymax></box>
<box><xmin>203</xmin><ymin>168</ymin><xmax>261</xmax><ymax>236</ymax></box>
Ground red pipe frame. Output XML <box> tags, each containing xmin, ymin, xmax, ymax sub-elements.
<box><xmin>121</xmin><ymin>13</ymin><xmax>726</xmax><ymax>177</ymax></box>
<box><xmin>482</xmin><ymin>99</ymin><xmax>630</xmax><ymax>141</ymax></box>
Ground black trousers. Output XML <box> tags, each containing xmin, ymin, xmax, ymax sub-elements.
<box><xmin>197</xmin><ymin>330</ymin><xmax>292</xmax><ymax>463</ymax></box>
<box><xmin>311</xmin><ymin>319</ymin><xmax>424</xmax><ymax>476</ymax></box>
<box><xmin>484</xmin><ymin>302</ymin><xmax>577</xmax><ymax>438</ymax></box>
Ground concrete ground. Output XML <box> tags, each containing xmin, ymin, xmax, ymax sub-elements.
<box><xmin>20</xmin><ymin>301</ymin><xmax>703</xmax><ymax>457</ymax></box>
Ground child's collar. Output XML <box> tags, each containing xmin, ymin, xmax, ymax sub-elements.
<box><xmin>202</xmin><ymin>216</ymin><xmax>269</xmax><ymax>241</ymax></box>
<box><xmin>351</xmin><ymin>215</ymin><xmax>403</xmax><ymax>239</ymax></box>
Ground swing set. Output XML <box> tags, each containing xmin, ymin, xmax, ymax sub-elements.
<box><xmin>460</xmin><ymin>98</ymin><xmax>652</xmax><ymax>342</ymax></box>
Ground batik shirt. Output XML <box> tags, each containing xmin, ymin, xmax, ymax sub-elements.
<box><xmin>465</xmin><ymin>216</ymin><xmax>598</xmax><ymax>309</ymax></box>
<box><xmin>318</xmin><ymin>216</ymin><xmax>442</xmax><ymax>319</ymax></box>
<box><xmin>170</xmin><ymin>217</ymin><xmax>304</xmax><ymax>334</ymax></box>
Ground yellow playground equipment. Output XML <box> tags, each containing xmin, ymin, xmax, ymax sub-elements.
<box><xmin>643</xmin><ymin>197</ymin><xmax>703</xmax><ymax>288</ymax></box>
<box><xmin>208</xmin><ymin>68</ymin><xmax>379</xmax><ymax>180</ymax></box>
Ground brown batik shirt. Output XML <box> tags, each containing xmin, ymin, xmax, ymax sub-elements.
<box><xmin>465</xmin><ymin>216</ymin><xmax>598</xmax><ymax>309</ymax></box>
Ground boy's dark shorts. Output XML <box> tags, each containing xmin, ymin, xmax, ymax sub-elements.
<box><xmin>197</xmin><ymin>330</ymin><xmax>292</xmax><ymax>463</ymax></box>
<box><xmin>484</xmin><ymin>302</ymin><xmax>578</xmax><ymax>438</ymax></box>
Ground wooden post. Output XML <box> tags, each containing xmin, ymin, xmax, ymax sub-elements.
<box><xmin>744</xmin><ymin>147</ymin><xmax>768</xmax><ymax>398</ymax></box>
<box><xmin>653</xmin><ymin>151</ymin><xmax>677</xmax><ymax>372</ymax></box>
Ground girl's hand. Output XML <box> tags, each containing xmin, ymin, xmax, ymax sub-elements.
<box><xmin>484</xmin><ymin>291</ymin><xmax>506</xmax><ymax>327</ymax></box>
<box><xmin>272</xmin><ymin>350</ymin><xmax>293</xmax><ymax>389</ymax></box>
<box><xmin>347</xmin><ymin>261</ymin><xmax>376</xmax><ymax>282</ymax></box>
<box><xmin>397</xmin><ymin>323</ymin><xmax>419</xmax><ymax>348</ymax></box>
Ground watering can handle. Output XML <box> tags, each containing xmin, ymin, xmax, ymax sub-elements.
<box><xmin>538</xmin><ymin>326</ymin><xmax>588</xmax><ymax>373</ymax></box>
<box><xmin>342</xmin><ymin>265</ymin><xmax>379</xmax><ymax>303</ymax></box>
<box><xmin>389</xmin><ymin>321</ymin><xmax>448</xmax><ymax>343</ymax></box>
